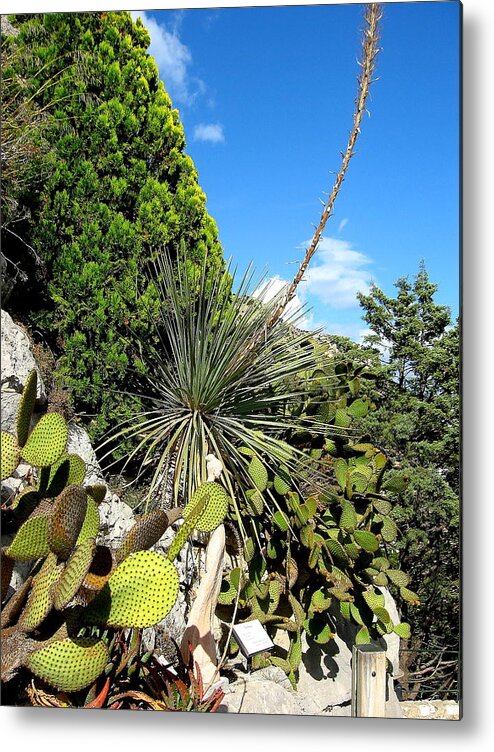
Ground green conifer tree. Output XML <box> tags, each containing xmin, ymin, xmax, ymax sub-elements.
<box><xmin>3</xmin><ymin>11</ymin><xmax>224</xmax><ymax>444</ymax></box>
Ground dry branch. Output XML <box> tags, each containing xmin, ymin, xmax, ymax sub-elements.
<box><xmin>267</xmin><ymin>2</ymin><xmax>383</xmax><ymax>331</ymax></box>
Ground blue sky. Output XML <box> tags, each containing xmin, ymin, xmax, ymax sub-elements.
<box><xmin>131</xmin><ymin>1</ymin><xmax>460</xmax><ymax>340</ymax></box>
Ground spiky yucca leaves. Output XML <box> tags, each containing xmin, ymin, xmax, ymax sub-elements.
<box><xmin>100</xmin><ymin>253</ymin><xmax>343</xmax><ymax>533</ymax></box>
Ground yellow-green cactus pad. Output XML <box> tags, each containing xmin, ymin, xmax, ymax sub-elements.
<box><xmin>25</xmin><ymin>637</ymin><xmax>108</xmax><ymax>692</ymax></box>
<box><xmin>353</xmin><ymin>529</ymin><xmax>379</xmax><ymax>553</ymax></box>
<box><xmin>76</xmin><ymin>496</ymin><xmax>100</xmax><ymax>546</ymax></box>
<box><xmin>48</xmin><ymin>485</ymin><xmax>87</xmax><ymax>560</ymax></box>
<box><xmin>183</xmin><ymin>481</ymin><xmax>229</xmax><ymax>533</ymax></box>
<box><xmin>247</xmin><ymin>457</ymin><xmax>268</xmax><ymax>492</ymax></box>
<box><xmin>1</xmin><ymin>550</ymin><xmax>14</xmax><ymax>601</ymax></box>
<box><xmin>6</xmin><ymin>514</ymin><xmax>50</xmax><ymax>561</ymax></box>
<box><xmin>20</xmin><ymin>413</ymin><xmax>68</xmax><ymax>468</ymax></box>
<box><xmin>86</xmin><ymin>484</ymin><xmax>107</xmax><ymax>505</ymax></box>
<box><xmin>20</xmin><ymin>552</ymin><xmax>61</xmax><ymax>632</ymax></box>
<box><xmin>273</xmin><ymin>466</ymin><xmax>291</xmax><ymax>496</ymax></box>
<box><xmin>1</xmin><ymin>432</ymin><xmax>19</xmax><ymax>480</ymax></box>
<box><xmin>84</xmin><ymin>550</ymin><xmax>179</xmax><ymax>628</ymax></box>
<box><xmin>52</xmin><ymin>539</ymin><xmax>96</xmax><ymax>610</ymax></box>
<box><xmin>116</xmin><ymin>509</ymin><xmax>169</xmax><ymax>564</ymax></box>
<box><xmin>83</xmin><ymin>545</ymin><xmax>114</xmax><ymax>591</ymax></box>
<box><xmin>16</xmin><ymin>369</ymin><xmax>38</xmax><ymax>448</ymax></box>
<box><xmin>245</xmin><ymin>489</ymin><xmax>264</xmax><ymax>516</ymax></box>
<box><xmin>11</xmin><ymin>487</ymin><xmax>40</xmax><ymax>517</ymax></box>
<box><xmin>363</xmin><ymin>588</ymin><xmax>386</xmax><ymax>613</ymax></box>
<box><xmin>167</xmin><ymin>494</ymin><xmax>208</xmax><ymax>561</ymax></box>
<box><xmin>47</xmin><ymin>453</ymin><xmax>87</xmax><ymax>497</ymax></box>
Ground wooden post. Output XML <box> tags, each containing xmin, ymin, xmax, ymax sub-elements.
<box><xmin>351</xmin><ymin>644</ymin><xmax>387</xmax><ymax>718</ymax></box>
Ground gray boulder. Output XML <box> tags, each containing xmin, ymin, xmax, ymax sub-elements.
<box><xmin>1</xmin><ymin>310</ymin><xmax>46</xmax><ymax>401</ymax></box>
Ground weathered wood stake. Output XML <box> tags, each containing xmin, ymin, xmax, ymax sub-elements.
<box><xmin>351</xmin><ymin>644</ymin><xmax>387</xmax><ymax>718</ymax></box>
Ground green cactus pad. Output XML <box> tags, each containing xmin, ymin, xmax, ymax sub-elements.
<box><xmin>83</xmin><ymin>550</ymin><xmax>179</xmax><ymax>628</ymax></box>
<box><xmin>273</xmin><ymin>466</ymin><xmax>291</xmax><ymax>496</ymax></box>
<box><xmin>311</xmin><ymin>588</ymin><xmax>332</xmax><ymax>613</ymax></box>
<box><xmin>48</xmin><ymin>485</ymin><xmax>87</xmax><ymax>560</ymax></box>
<box><xmin>218</xmin><ymin>577</ymin><xmax>237</xmax><ymax>606</ymax></box>
<box><xmin>386</xmin><ymin>569</ymin><xmax>410</xmax><ymax>588</ymax></box>
<box><xmin>245</xmin><ymin>489</ymin><xmax>264</xmax><ymax>516</ymax></box>
<box><xmin>303</xmin><ymin>615</ymin><xmax>334</xmax><ymax>644</ymax></box>
<box><xmin>273</xmin><ymin>510</ymin><xmax>289</xmax><ymax>532</ymax></box>
<box><xmin>382</xmin><ymin>474</ymin><xmax>409</xmax><ymax>494</ymax></box>
<box><xmin>380</xmin><ymin>516</ymin><xmax>398</xmax><ymax>543</ymax></box>
<box><xmin>26</xmin><ymin>637</ymin><xmax>109</xmax><ymax>692</ymax></box>
<box><xmin>47</xmin><ymin>454</ymin><xmax>87</xmax><ymax>496</ymax></box>
<box><xmin>11</xmin><ymin>487</ymin><xmax>41</xmax><ymax>518</ymax></box>
<box><xmin>6</xmin><ymin>514</ymin><xmax>50</xmax><ymax>561</ymax></box>
<box><xmin>333</xmin><ymin>458</ymin><xmax>348</xmax><ymax>491</ymax></box>
<box><xmin>116</xmin><ymin>509</ymin><xmax>169</xmax><ymax>564</ymax></box>
<box><xmin>86</xmin><ymin>484</ymin><xmax>107</xmax><ymax>505</ymax></box>
<box><xmin>347</xmin><ymin>398</ymin><xmax>369</xmax><ymax>418</ymax></box>
<box><xmin>288</xmin><ymin>630</ymin><xmax>302</xmax><ymax>671</ymax></box>
<box><xmin>20</xmin><ymin>552</ymin><xmax>61</xmax><ymax>632</ymax></box>
<box><xmin>325</xmin><ymin>538</ymin><xmax>348</xmax><ymax>563</ymax></box>
<box><xmin>183</xmin><ymin>481</ymin><xmax>229</xmax><ymax>533</ymax></box>
<box><xmin>83</xmin><ymin>545</ymin><xmax>114</xmax><ymax>591</ymax></box>
<box><xmin>372</xmin><ymin>498</ymin><xmax>393</xmax><ymax>515</ymax></box>
<box><xmin>393</xmin><ymin>622</ymin><xmax>411</xmax><ymax>639</ymax></box>
<box><xmin>20</xmin><ymin>413</ymin><xmax>68</xmax><ymax>468</ymax></box>
<box><xmin>363</xmin><ymin>589</ymin><xmax>386</xmax><ymax>612</ymax></box>
<box><xmin>339</xmin><ymin>500</ymin><xmax>357</xmax><ymax>532</ymax></box>
<box><xmin>353</xmin><ymin>530</ymin><xmax>379</xmax><ymax>553</ymax></box>
<box><xmin>167</xmin><ymin>496</ymin><xmax>207</xmax><ymax>561</ymax></box>
<box><xmin>399</xmin><ymin>586</ymin><xmax>420</xmax><ymax>605</ymax></box>
<box><xmin>76</xmin><ymin>496</ymin><xmax>100</xmax><ymax>546</ymax></box>
<box><xmin>355</xmin><ymin>626</ymin><xmax>371</xmax><ymax>645</ymax></box>
<box><xmin>16</xmin><ymin>370</ymin><xmax>38</xmax><ymax>448</ymax></box>
<box><xmin>1</xmin><ymin>550</ymin><xmax>14</xmax><ymax>601</ymax></box>
<box><xmin>244</xmin><ymin>537</ymin><xmax>255</xmax><ymax>562</ymax></box>
<box><xmin>1</xmin><ymin>432</ymin><xmax>19</xmax><ymax>480</ymax></box>
<box><xmin>247</xmin><ymin>457</ymin><xmax>268</xmax><ymax>492</ymax></box>
<box><xmin>52</xmin><ymin>539</ymin><xmax>96</xmax><ymax>610</ymax></box>
<box><xmin>334</xmin><ymin>408</ymin><xmax>351</xmax><ymax>428</ymax></box>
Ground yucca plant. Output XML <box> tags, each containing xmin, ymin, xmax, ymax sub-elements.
<box><xmin>100</xmin><ymin>252</ymin><xmax>348</xmax><ymax>537</ymax></box>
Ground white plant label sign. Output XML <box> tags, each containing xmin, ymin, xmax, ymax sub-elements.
<box><xmin>232</xmin><ymin>619</ymin><xmax>275</xmax><ymax>658</ymax></box>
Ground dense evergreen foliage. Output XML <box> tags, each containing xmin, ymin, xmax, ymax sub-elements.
<box><xmin>355</xmin><ymin>264</ymin><xmax>460</xmax><ymax>690</ymax></box>
<box><xmin>2</xmin><ymin>12</ymin><xmax>224</xmax><ymax>443</ymax></box>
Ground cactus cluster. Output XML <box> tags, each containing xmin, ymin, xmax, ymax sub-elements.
<box><xmin>1</xmin><ymin>371</ymin><xmax>230</xmax><ymax>695</ymax></box>
<box><xmin>216</xmin><ymin>356</ymin><xmax>418</xmax><ymax>684</ymax></box>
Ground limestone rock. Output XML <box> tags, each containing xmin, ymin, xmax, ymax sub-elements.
<box><xmin>1</xmin><ymin>310</ymin><xmax>46</xmax><ymax>401</ymax></box>
<box><xmin>66</xmin><ymin>423</ymin><xmax>105</xmax><ymax>486</ymax></box>
<box><xmin>221</xmin><ymin>670</ymin><xmax>304</xmax><ymax>715</ymax></box>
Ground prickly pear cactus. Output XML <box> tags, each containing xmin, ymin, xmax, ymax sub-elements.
<box><xmin>83</xmin><ymin>550</ymin><xmax>179</xmax><ymax>628</ymax></box>
<box><xmin>20</xmin><ymin>413</ymin><xmax>68</xmax><ymax>468</ymax></box>
<box><xmin>25</xmin><ymin>637</ymin><xmax>109</xmax><ymax>692</ymax></box>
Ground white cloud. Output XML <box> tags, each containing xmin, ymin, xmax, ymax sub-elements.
<box><xmin>300</xmin><ymin>236</ymin><xmax>374</xmax><ymax>309</ymax></box>
<box><xmin>193</xmin><ymin>123</ymin><xmax>225</xmax><ymax>144</ymax></box>
<box><xmin>338</xmin><ymin>217</ymin><xmax>349</xmax><ymax>233</ymax></box>
<box><xmin>130</xmin><ymin>11</ymin><xmax>203</xmax><ymax>106</ymax></box>
<box><xmin>252</xmin><ymin>276</ymin><xmax>312</xmax><ymax>329</ymax></box>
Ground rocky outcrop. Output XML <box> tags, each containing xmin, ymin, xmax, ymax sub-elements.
<box><xmin>1</xmin><ymin>310</ymin><xmax>46</xmax><ymax>403</ymax></box>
